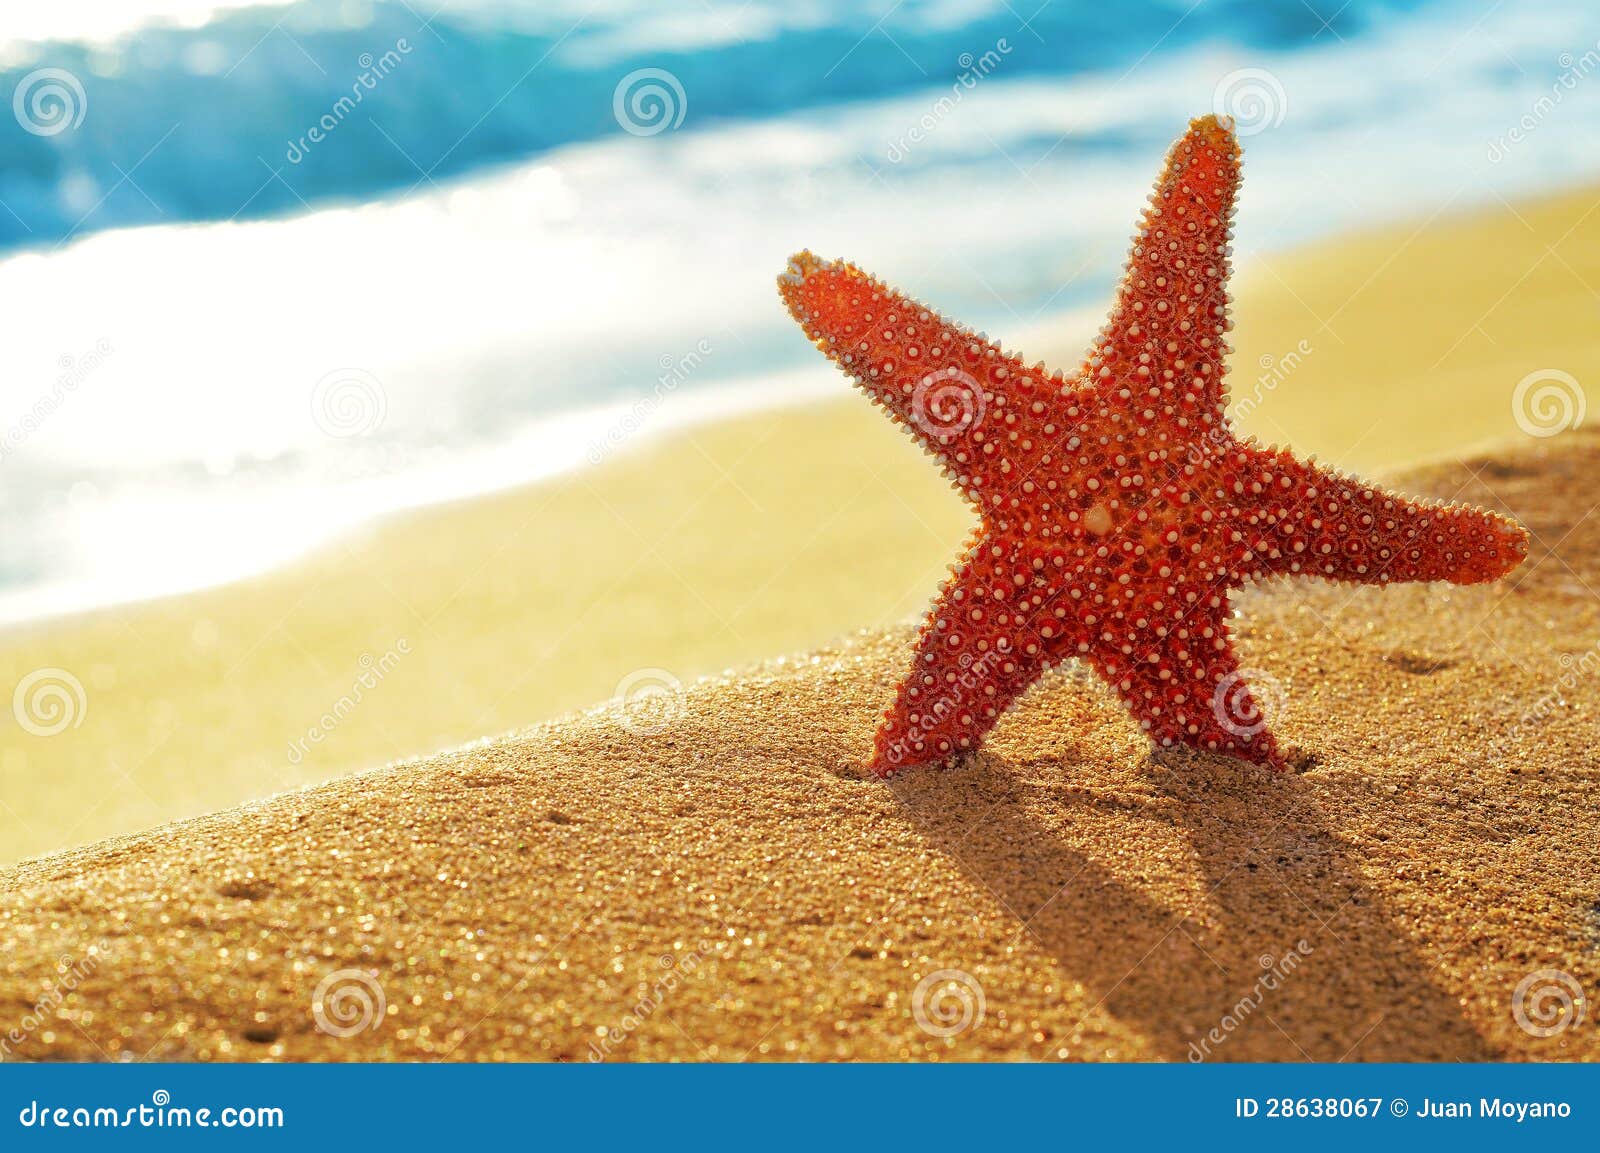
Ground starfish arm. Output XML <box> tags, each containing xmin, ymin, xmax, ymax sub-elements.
<box><xmin>778</xmin><ymin>251</ymin><xmax>1045</xmax><ymax>504</ymax></box>
<box><xmin>870</xmin><ymin>530</ymin><xmax>1073</xmax><ymax>774</ymax></box>
<box><xmin>1082</xmin><ymin>114</ymin><xmax>1241</xmax><ymax>433</ymax></box>
<box><xmin>1231</xmin><ymin>444</ymin><xmax>1530</xmax><ymax>585</ymax></box>
<box><xmin>1085</xmin><ymin>590</ymin><xmax>1286</xmax><ymax>768</ymax></box>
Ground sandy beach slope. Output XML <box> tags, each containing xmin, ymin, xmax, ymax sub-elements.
<box><xmin>2</xmin><ymin>186</ymin><xmax>1598</xmax><ymax>866</ymax></box>
<box><xmin>1</xmin><ymin>432</ymin><xmax>1594</xmax><ymax>1062</ymax></box>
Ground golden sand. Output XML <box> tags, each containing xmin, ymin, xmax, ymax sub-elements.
<box><xmin>3</xmin><ymin>187</ymin><xmax>1598</xmax><ymax>865</ymax></box>
<box><xmin>0</xmin><ymin>433</ymin><xmax>1594</xmax><ymax>1062</ymax></box>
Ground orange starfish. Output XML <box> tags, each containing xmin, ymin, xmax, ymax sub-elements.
<box><xmin>778</xmin><ymin>113</ymin><xmax>1528</xmax><ymax>774</ymax></box>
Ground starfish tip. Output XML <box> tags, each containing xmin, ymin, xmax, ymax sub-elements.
<box><xmin>778</xmin><ymin>249</ymin><xmax>834</xmax><ymax>287</ymax></box>
<box><xmin>777</xmin><ymin>250</ymin><xmax>850</xmax><ymax>328</ymax></box>
<box><xmin>1487</xmin><ymin>516</ymin><xmax>1532</xmax><ymax>579</ymax></box>
<box><xmin>1190</xmin><ymin>112</ymin><xmax>1239</xmax><ymax>146</ymax></box>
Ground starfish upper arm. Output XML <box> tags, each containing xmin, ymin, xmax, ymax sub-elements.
<box><xmin>1082</xmin><ymin>116</ymin><xmax>1241</xmax><ymax>432</ymax></box>
<box><xmin>777</xmin><ymin>251</ymin><xmax>1040</xmax><ymax>503</ymax></box>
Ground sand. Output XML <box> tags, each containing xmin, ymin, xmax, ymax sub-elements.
<box><xmin>0</xmin><ymin>430</ymin><xmax>1595</xmax><ymax>1062</ymax></box>
<box><xmin>4</xmin><ymin>185</ymin><xmax>1599</xmax><ymax>866</ymax></box>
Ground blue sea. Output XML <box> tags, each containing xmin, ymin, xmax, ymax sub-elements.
<box><xmin>0</xmin><ymin>0</ymin><xmax>1597</xmax><ymax>622</ymax></box>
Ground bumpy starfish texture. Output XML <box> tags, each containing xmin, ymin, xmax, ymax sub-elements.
<box><xmin>778</xmin><ymin>114</ymin><xmax>1529</xmax><ymax>774</ymax></box>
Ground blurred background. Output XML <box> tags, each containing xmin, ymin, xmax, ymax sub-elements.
<box><xmin>2</xmin><ymin>0</ymin><xmax>1598</xmax><ymax>862</ymax></box>
<box><xmin>3</xmin><ymin>0</ymin><xmax>1599</xmax><ymax>621</ymax></box>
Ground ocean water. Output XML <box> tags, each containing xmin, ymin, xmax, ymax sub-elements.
<box><xmin>0</xmin><ymin>0</ymin><xmax>1597</xmax><ymax>622</ymax></box>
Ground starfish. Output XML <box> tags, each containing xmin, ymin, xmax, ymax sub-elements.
<box><xmin>778</xmin><ymin>113</ymin><xmax>1529</xmax><ymax>774</ymax></box>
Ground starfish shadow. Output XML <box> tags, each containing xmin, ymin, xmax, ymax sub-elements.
<box><xmin>891</xmin><ymin>749</ymin><xmax>1491</xmax><ymax>1061</ymax></box>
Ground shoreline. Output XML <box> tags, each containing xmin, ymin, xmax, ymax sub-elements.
<box><xmin>0</xmin><ymin>366</ymin><xmax>851</xmax><ymax>635</ymax></box>
<box><xmin>5</xmin><ymin>176</ymin><xmax>1598</xmax><ymax>635</ymax></box>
